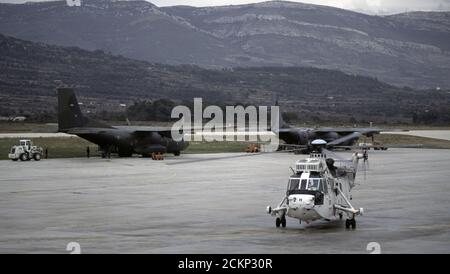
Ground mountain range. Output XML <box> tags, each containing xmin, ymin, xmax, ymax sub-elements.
<box><xmin>1</xmin><ymin>33</ymin><xmax>449</xmax><ymax>124</ymax></box>
<box><xmin>0</xmin><ymin>0</ymin><xmax>449</xmax><ymax>89</ymax></box>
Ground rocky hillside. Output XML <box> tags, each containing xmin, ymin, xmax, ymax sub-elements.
<box><xmin>0</xmin><ymin>0</ymin><xmax>449</xmax><ymax>89</ymax></box>
<box><xmin>1</xmin><ymin>33</ymin><xmax>449</xmax><ymax>124</ymax></box>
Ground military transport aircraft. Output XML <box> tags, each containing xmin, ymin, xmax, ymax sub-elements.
<box><xmin>273</xmin><ymin>98</ymin><xmax>393</xmax><ymax>153</ymax></box>
<box><xmin>57</xmin><ymin>88</ymin><xmax>189</xmax><ymax>158</ymax></box>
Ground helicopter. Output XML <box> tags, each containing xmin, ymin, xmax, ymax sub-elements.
<box><xmin>266</xmin><ymin>139</ymin><xmax>368</xmax><ymax>229</ymax></box>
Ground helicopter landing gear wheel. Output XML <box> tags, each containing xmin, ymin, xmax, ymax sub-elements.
<box><xmin>346</xmin><ymin>219</ymin><xmax>356</xmax><ymax>229</ymax></box>
<box><xmin>339</xmin><ymin>213</ymin><xmax>343</xmax><ymax>220</ymax></box>
<box><xmin>276</xmin><ymin>218</ymin><xmax>281</xmax><ymax>228</ymax></box>
<box><xmin>281</xmin><ymin>216</ymin><xmax>286</xmax><ymax>228</ymax></box>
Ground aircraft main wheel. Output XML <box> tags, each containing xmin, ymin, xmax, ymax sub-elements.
<box><xmin>281</xmin><ymin>217</ymin><xmax>286</xmax><ymax>228</ymax></box>
<box><xmin>276</xmin><ymin>218</ymin><xmax>281</xmax><ymax>228</ymax></box>
<box><xmin>345</xmin><ymin>219</ymin><xmax>350</xmax><ymax>229</ymax></box>
<box><xmin>174</xmin><ymin>151</ymin><xmax>180</xmax><ymax>156</ymax></box>
<box><xmin>33</xmin><ymin>153</ymin><xmax>41</xmax><ymax>161</ymax></box>
<box><xmin>339</xmin><ymin>213</ymin><xmax>343</xmax><ymax>220</ymax></box>
<box><xmin>20</xmin><ymin>153</ymin><xmax>28</xmax><ymax>161</ymax></box>
<box><xmin>12</xmin><ymin>158</ymin><xmax>18</xmax><ymax>162</ymax></box>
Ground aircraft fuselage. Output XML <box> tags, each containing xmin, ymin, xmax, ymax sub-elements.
<box><xmin>76</xmin><ymin>128</ymin><xmax>189</xmax><ymax>157</ymax></box>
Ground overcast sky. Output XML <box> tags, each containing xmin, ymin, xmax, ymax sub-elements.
<box><xmin>1</xmin><ymin>0</ymin><xmax>449</xmax><ymax>14</ymax></box>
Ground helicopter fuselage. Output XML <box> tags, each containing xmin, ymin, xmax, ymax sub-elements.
<box><xmin>268</xmin><ymin>151</ymin><xmax>364</xmax><ymax>228</ymax></box>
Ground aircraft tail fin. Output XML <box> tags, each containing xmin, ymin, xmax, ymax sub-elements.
<box><xmin>57</xmin><ymin>88</ymin><xmax>111</xmax><ymax>132</ymax></box>
<box><xmin>57</xmin><ymin>88</ymin><xmax>88</xmax><ymax>131</ymax></box>
<box><xmin>271</xmin><ymin>93</ymin><xmax>288</xmax><ymax>128</ymax></box>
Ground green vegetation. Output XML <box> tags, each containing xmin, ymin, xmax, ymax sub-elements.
<box><xmin>1</xmin><ymin>134</ymin><xmax>449</xmax><ymax>160</ymax></box>
<box><xmin>0</xmin><ymin>137</ymin><xmax>255</xmax><ymax>160</ymax></box>
<box><xmin>126</xmin><ymin>100</ymin><xmax>178</xmax><ymax>122</ymax></box>
<box><xmin>0</xmin><ymin>137</ymin><xmax>92</xmax><ymax>160</ymax></box>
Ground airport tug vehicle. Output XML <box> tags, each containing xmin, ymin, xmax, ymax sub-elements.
<box><xmin>8</xmin><ymin>139</ymin><xmax>43</xmax><ymax>161</ymax></box>
<box><xmin>267</xmin><ymin>140</ymin><xmax>366</xmax><ymax>229</ymax></box>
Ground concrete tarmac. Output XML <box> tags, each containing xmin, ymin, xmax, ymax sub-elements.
<box><xmin>0</xmin><ymin>149</ymin><xmax>449</xmax><ymax>253</ymax></box>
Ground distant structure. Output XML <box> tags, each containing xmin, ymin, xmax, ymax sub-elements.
<box><xmin>0</xmin><ymin>116</ymin><xmax>26</xmax><ymax>122</ymax></box>
<box><xmin>66</xmin><ymin>0</ymin><xmax>81</xmax><ymax>7</ymax></box>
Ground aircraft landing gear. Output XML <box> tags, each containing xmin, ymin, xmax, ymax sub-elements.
<box><xmin>101</xmin><ymin>146</ymin><xmax>112</xmax><ymax>158</ymax></box>
<box><xmin>276</xmin><ymin>216</ymin><xmax>286</xmax><ymax>228</ymax></box>
<box><xmin>345</xmin><ymin>219</ymin><xmax>356</xmax><ymax>229</ymax></box>
<box><xmin>339</xmin><ymin>213</ymin><xmax>343</xmax><ymax>220</ymax></box>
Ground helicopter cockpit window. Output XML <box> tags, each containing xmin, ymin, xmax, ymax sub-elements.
<box><xmin>287</xmin><ymin>176</ymin><xmax>325</xmax><ymax>195</ymax></box>
<box><xmin>307</xmin><ymin>178</ymin><xmax>324</xmax><ymax>192</ymax></box>
<box><xmin>300</xmin><ymin>179</ymin><xmax>307</xmax><ymax>190</ymax></box>
<box><xmin>288</xmin><ymin>179</ymin><xmax>300</xmax><ymax>191</ymax></box>
<box><xmin>307</xmin><ymin>179</ymin><xmax>319</xmax><ymax>191</ymax></box>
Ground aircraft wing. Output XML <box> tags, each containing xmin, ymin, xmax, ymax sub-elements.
<box><xmin>65</xmin><ymin>127</ymin><xmax>113</xmax><ymax>135</ymax></box>
<box><xmin>314</xmin><ymin>127</ymin><xmax>407</xmax><ymax>135</ymax></box>
<box><xmin>119</xmin><ymin>125</ymin><xmax>205</xmax><ymax>138</ymax></box>
<box><xmin>314</xmin><ymin>127</ymin><xmax>382</xmax><ymax>135</ymax></box>
<box><xmin>273</xmin><ymin>127</ymin><xmax>309</xmax><ymax>134</ymax></box>
<box><xmin>117</xmin><ymin>125</ymin><xmax>230</xmax><ymax>133</ymax></box>
<box><xmin>326</xmin><ymin>132</ymin><xmax>362</xmax><ymax>147</ymax></box>
<box><xmin>116</xmin><ymin>126</ymin><xmax>175</xmax><ymax>132</ymax></box>
<box><xmin>65</xmin><ymin>126</ymin><xmax>178</xmax><ymax>139</ymax></box>
<box><xmin>132</xmin><ymin>129</ymin><xmax>175</xmax><ymax>139</ymax></box>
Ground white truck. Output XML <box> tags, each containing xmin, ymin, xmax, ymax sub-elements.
<box><xmin>8</xmin><ymin>140</ymin><xmax>43</xmax><ymax>161</ymax></box>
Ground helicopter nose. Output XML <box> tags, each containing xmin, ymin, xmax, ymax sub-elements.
<box><xmin>288</xmin><ymin>194</ymin><xmax>315</xmax><ymax>209</ymax></box>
